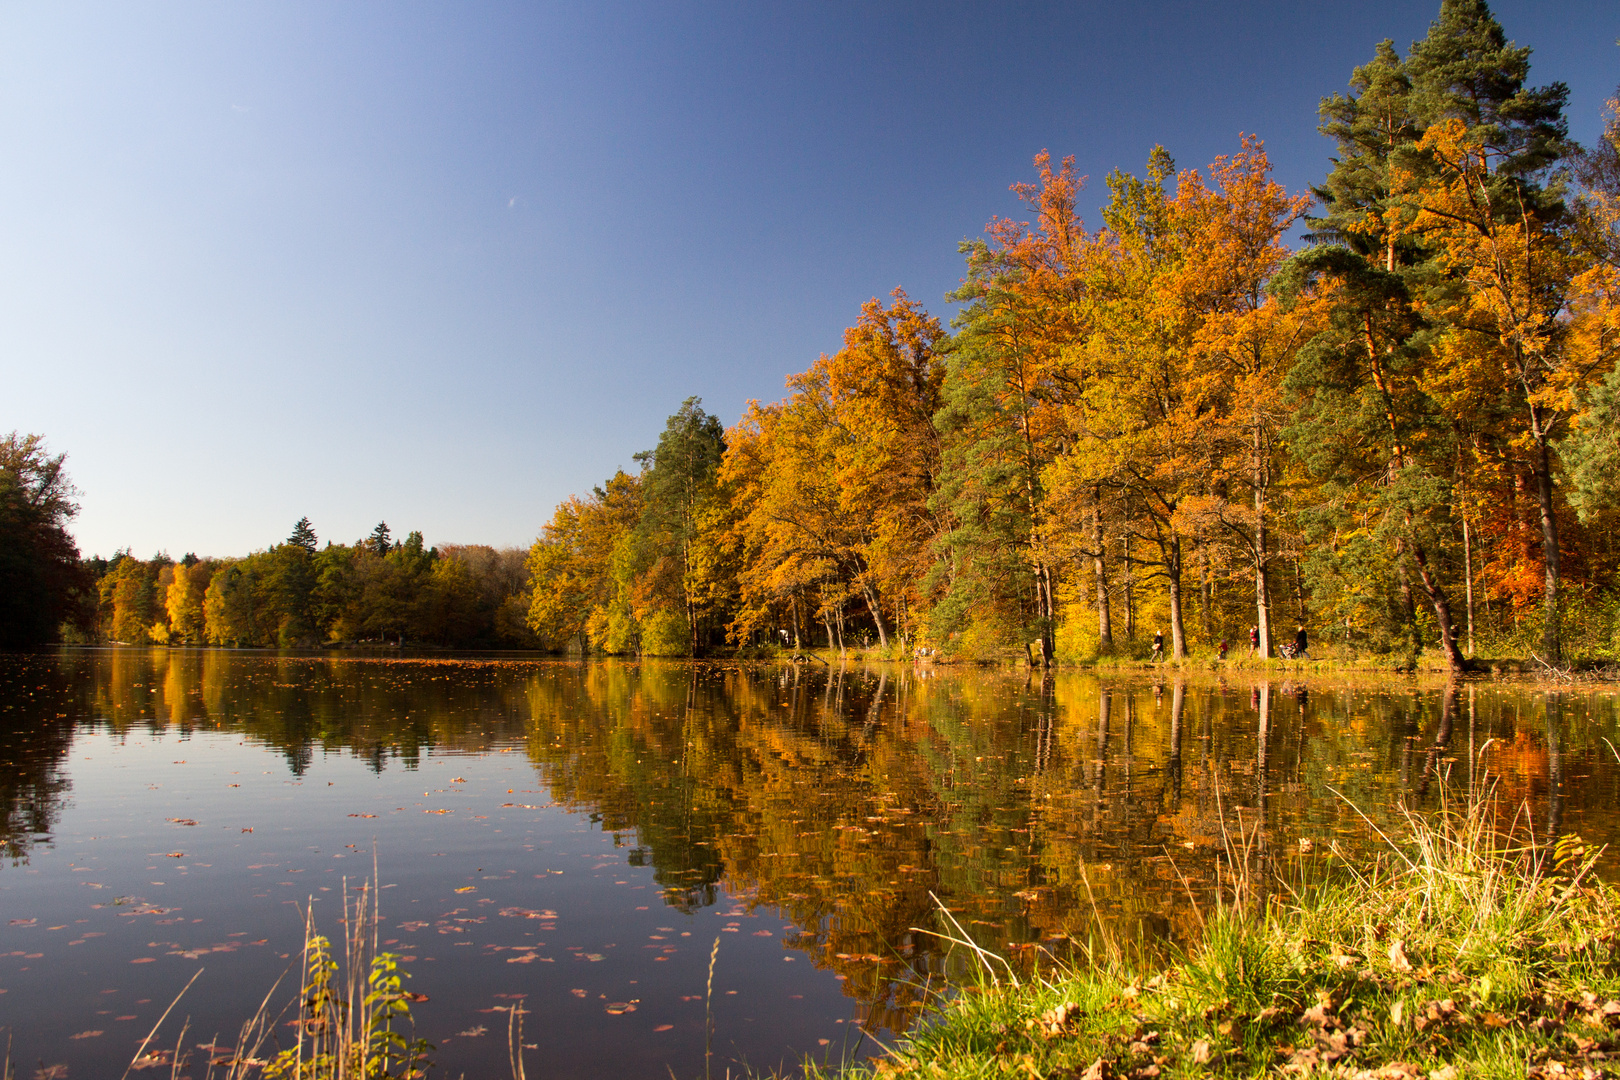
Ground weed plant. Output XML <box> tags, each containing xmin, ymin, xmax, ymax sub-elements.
<box><xmin>108</xmin><ymin>872</ymin><xmax>433</xmax><ymax>1080</ymax></box>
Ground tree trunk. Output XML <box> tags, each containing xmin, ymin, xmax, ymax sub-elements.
<box><xmin>1254</xmin><ymin>427</ymin><xmax>1273</xmax><ymax>659</ymax></box>
<box><xmin>1394</xmin><ymin>540</ymin><xmax>1419</xmax><ymax>656</ymax></box>
<box><xmin>861</xmin><ymin>584</ymin><xmax>889</xmax><ymax>650</ymax></box>
<box><xmin>1091</xmin><ymin>499</ymin><xmax>1112</xmax><ymax>649</ymax></box>
<box><xmin>1166</xmin><ymin>535</ymin><xmax>1188</xmax><ymax>659</ymax></box>
<box><xmin>1462</xmin><ymin>513</ymin><xmax>1475</xmax><ymax>657</ymax></box>
<box><xmin>1123</xmin><ymin>530</ymin><xmax>1136</xmax><ymax>640</ymax></box>
<box><xmin>1529</xmin><ymin>409</ymin><xmax>1562</xmax><ymax>662</ymax></box>
<box><xmin>1034</xmin><ymin>560</ymin><xmax>1055</xmax><ymax>667</ymax></box>
<box><xmin>1406</xmin><ymin>532</ymin><xmax>1468</xmax><ymax>672</ymax></box>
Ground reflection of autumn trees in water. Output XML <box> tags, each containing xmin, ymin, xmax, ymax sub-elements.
<box><xmin>8</xmin><ymin>651</ymin><xmax>1620</xmax><ymax>1024</ymax></box>
<box><xmin>0</xmin><ymin>655</ymin><xmax>81</xmax><ymax>863</ymax></box>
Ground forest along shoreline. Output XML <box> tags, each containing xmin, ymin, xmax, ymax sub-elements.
<box><xmin>5</xmin><ymin>2</ymin><xmax>1620</xmax><ymax>679</ymax></box>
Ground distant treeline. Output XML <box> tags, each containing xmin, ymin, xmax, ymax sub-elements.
<box><xmin>7</xmin><ymin>2</ymin><xmax>1620</xmax><ymax>668</ymax></box>
<box><xmin>84</xmin><ymin>521</ymin><xmax>536</xmax><ymax>649</ymax></box>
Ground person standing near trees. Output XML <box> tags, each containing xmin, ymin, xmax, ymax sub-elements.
<box><xmin>1295</xmin><ymin>624</ymin><xmax>1309</xmax><ymax>660</ymax></box>
<box><xmin>1249</xmin><ymin>625</ymin><xmax>1259</xmax><ymax>655</ymax></box>
<box><xmin>1152</xmin><ymin>629</ymin><xmax>1165</xmax><ymax>662</ymax></box>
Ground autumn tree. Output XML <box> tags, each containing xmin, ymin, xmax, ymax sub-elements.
<box><xmin>0</xmin><ymin>433</ymin><xmax>91</xmax><ymax>646</ymax></box>
<box><xmin>937</xmin><ymin>152</ymin><xmax>1090</xmax><ymax>663</ymax></box>
<box><xmin>1388</xmin><ymin>0</ymin><xmax>1583</xmax><ymax>661</ymax></box>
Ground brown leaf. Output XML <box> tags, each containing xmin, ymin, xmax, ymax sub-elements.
<box><xmin>1388</xmin><ymin>939</ymin><xmax>1413</xmax><ymax>972</ymax></box>
<box><xmin>1191</xmin><ymin>1040</ymin><xmax>1214</xmax><ymax>1065</ymax></box>
<box><xmin>1080</xmin><ymin>1057</ymin><xmax>1117</xmax><ymax>1080</ymax></box>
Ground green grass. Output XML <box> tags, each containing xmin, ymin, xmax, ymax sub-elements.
<box><xmin>794</xmin><ymin>794</ymin><xmax>1620</xmax><ymax>1079</ymax></box>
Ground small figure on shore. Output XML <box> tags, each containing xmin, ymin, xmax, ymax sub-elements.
<box><xmin>1218</xmin><ymin>639</ymin><xmax>1229</xmax><ymax>660</ymax></box>
<box><xmin>1152</xmin><ymin>629</ymin><xmax>1165</xmax><ymax>662</ymax></box>
<box><xmin>1294</xmin><ymin>624</ymin><xmax>1309</xmax><ymax>660</ymax></box>
<box><xmin>1248</xmin><ymin>625</ymin><xmax>1259</xmax><ymax>654</ymax></box>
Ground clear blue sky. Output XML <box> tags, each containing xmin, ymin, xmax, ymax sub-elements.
<box><xmin>3</xmin><ymin>1</ymin><xmax>1615</xmax><ymax>560</ymax></box>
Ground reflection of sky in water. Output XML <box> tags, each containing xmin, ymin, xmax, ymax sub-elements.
<box><xmin>0</xmin><ymin>650</ymin><xmax>1617</xmax><ymax>1077</ymax></box>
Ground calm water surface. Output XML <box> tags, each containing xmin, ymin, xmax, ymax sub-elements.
<box><xmin>1</xmin><ymin>650</ymin><xmax>1617</xmax><ymax>1078</ymax></box>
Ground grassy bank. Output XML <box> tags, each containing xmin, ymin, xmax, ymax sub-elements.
<box><xmin>807</xmin><ymin>799</ymin><xmax>1620</xmax><ymax>1079</ymax></box>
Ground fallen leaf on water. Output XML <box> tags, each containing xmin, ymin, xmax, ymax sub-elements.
<box><xmin>454</xmin><ymin>887</ymin><xmax>476</xmax><ymax>894</ymax></box>
<box><xmin>455</xmin><ymin>1026</ymin><xmax>488</xmax><ymax>1037</ymax></box>
<box><xmin>130</xmin><ymin>957</ymin><xmax>156</xmax><ymax>964</ymax></box>
<box><xmin>570</xmin><ymin>989</ymin><xmax>587</xmax><ymax>998</ymax></box>
<box><xmin>69</xmin><ymin>1030</ymin><xmax>103</xmax><ymax>1039</ymax></box>
<box><xmin>348</xmin><ymin>814</ymin><xmax>377</xmax><ymax>819</ymax></box>
<box><xmin>163</xmin><ymin>853</ymin><xmax>185</xmax><ymax>859</ymax></box>
<box><xmin>166</xmin><ymin>818</ymin><xmax>198</xmax><ymax>827</ymax></box>
<box><xmin>604</xmin><ymin>1001</ymin><xmax>638</xmax><ymax>1015</ymax></box>
<box><xmin>655</xmin><ymin>1024</ymin><xmax>674</xmax><ymax>1032</ymax></box>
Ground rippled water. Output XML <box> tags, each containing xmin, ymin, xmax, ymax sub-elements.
<box><xmin>0</xmin><ymin>650</ymin><xmax>1616</xmax><ymax>1078</ymax></box>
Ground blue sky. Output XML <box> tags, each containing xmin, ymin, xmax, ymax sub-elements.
<box><xmin>3</xmin><ymin>1</ymin><xmax>1616</xmax><ymax>559</ymax></box>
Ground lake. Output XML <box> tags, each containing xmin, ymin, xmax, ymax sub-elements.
<box><xmin>1</xmin><ymin>650</ymin><xmax>1616</xmax><ymax>1078</ymax></box>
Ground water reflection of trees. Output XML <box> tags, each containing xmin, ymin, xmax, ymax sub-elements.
<box><xmin>0</xmin><ymin>655</ymin><xmax>82</xmax><ymax>863</ymax></box>
<box><xmin>6</xmin><ymin>651</ymin><xmax>1620</xmax><ymax>1026</ymax></box>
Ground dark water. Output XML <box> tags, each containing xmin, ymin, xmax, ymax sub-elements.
<box><xmin>1</xmin><ymin>650</ymin><xmax>1617</xmax><ymax>1078</ymax></box>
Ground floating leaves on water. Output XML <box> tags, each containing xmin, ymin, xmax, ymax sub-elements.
<box><xmin>68</xmin><ymin>1030</ymin><xmax>103</xmax><ymax>1039</ymax></box>
<box><xmin>603</xmin><ymin>1000</ymin><xmax>638</xmax><ymax>1015</ymax></box>
<box><xmin>348</xmin><ymin>813</ymin><xmax>378</xmax><ymax>818</ymax></box>
<box><xmin>165</xmin><ymin>818</ymin><xmax>198</xmax><ymax>826</ymax></box>
<box><xmin>570</xmin><ymin>989</ymin><xmax>587</xmax><ymax>998</ymax></box>
<box><xmin>455</xmin><ymin>1025</ymin><xmax>488</xmax><ymax>1037</ymax></box>
<box><xmin>654</xmin><ymin>1024</ymin><xmax>674</xmax><ymax>1032</ymax></box>
<box><xmin>454</xmin><ymin>886</ymin><xmax>476</xmax><ymax>893</ymax></box>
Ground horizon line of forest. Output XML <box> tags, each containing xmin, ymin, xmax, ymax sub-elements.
<box><xmin>5</xmin><ymin>1</ymin><xmax>1620</xmax><ymax>673</ymax></box>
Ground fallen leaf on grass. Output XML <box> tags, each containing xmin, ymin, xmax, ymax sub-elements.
<box><xmin>1388</xmin><ymin>940</ymin><xmax>1413</xmax><ymax>972</ymax></box>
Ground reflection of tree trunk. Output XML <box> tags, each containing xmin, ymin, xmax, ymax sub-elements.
<box><xmin>1546</xmin><ymin>691</ymin><xmax>1564</xmax><ymax>839</ymax></box>
<box><xmin>1094</xmin><ymin>692</ymin><xmax>1110</xmax><ymax>803</ymax></box>
<box><xmin>1467</xmin><ymin>684</ymin><xmax>1477</xmax><ymax>790</ymax></box>
<box><xmin>1167</xmin><ymin>680</ymin><xmax>1185</xmax><ymax>805</ymax></box>
<box><xmin>1256</xmin><ymin>683</ymin><xmax>1272</xmax><ymax>813</ymax></box>
<box><xmin>1418</xmin><ymin>680</ymin><xmax>1458</xmax><ymax>798</ymax></box>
